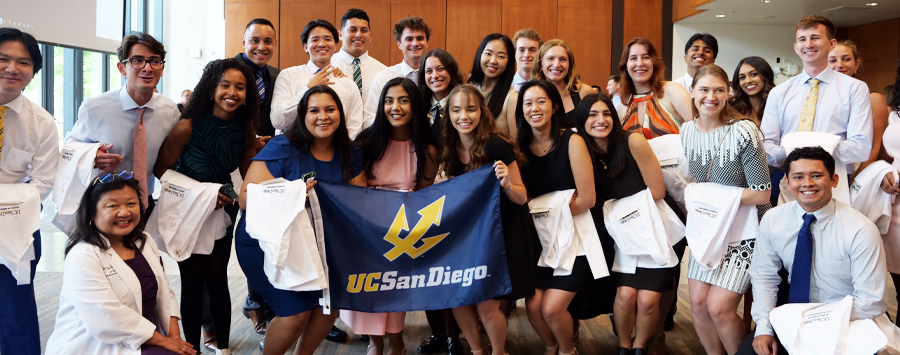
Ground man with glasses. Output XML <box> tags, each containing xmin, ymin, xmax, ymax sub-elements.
<box><xmin>0</xmin><ymin>27</ymin><xmax>59</xmax><ymax>355</ymax></box>
<box><xmin>67</xmin><ymin>33</ymin><xmax>180</xmax><ymax>214</ymax></box>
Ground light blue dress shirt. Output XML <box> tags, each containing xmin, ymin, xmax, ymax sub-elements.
<box><xmin>749</xmin><ymin>199</ymin><xmax>886</xmax><ymax>337</ymax></box>
<box><xmin>760</xmin><ymin>67</ymin><xmax>872</xmax><ymax>169</ymax></box>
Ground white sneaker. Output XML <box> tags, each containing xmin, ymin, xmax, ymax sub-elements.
<box><xmin>215</xmin><ymin>349</ymin><xmax>232</xmax><ymax>355</ymax></box>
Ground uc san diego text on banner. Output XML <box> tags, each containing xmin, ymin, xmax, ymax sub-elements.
<box><xmin>312</xmin><ymin>165</ymin><xmax>511</xmax><ymax>312</ymax></box>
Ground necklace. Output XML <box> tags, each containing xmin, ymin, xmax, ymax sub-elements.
<box><xmin>542</xmin><ymin>140</ymin><xmax>551</xmax><ymax>152</ymax></box>
<box><xmin>597</xmin><ymin>158</ymin><xmax>608</xmax><ymax>170</ymax></box>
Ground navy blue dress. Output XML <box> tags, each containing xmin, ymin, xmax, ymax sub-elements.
<box><xmin>235</xmin><ymin>135</ymin><xmax>363</xmax><ymax>317</ymax></box>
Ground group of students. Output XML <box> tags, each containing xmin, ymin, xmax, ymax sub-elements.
<box><xmin>1</xmin><ymin>7</ymin><xmax>899</xmax><ymax>355</ymax></box>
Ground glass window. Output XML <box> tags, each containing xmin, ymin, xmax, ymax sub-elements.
<box><xmin>83</xmin><ymin>51</ymin><xmax>104</xmax><ymax>98</ymax></box>
<box><xmin>53</xmin><ymin>46</ymin><xmax>65</xmax><ymax>136</ymax></box>
<box><xmin>21</xmin><ymin>46</ymin><xmax>42</xmax><ymax>107</ymax></box>
<box><xmin>109</xmin><ymin>54</ymin><xmax>123</xmax><ymax>89</ymax></box>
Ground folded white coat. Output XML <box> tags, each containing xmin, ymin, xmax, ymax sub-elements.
<box><xmin>246</xmin><ymin>178</ymin><xmax>328</xmax><ymax>292</ymax></box>
<box><xmin>529</xmin><ymin>189</ymin><xmax>610</xmax><ymax>279</ymax></box>
<box><xmin>778</xmin><ymin>132</ymin><xmax>849</xmax><ymax>205</ymax></box>
<box><xmin>603</xmin><ymin>188</ymin><xmax>683</xmax><ymax>274</ymax></box>
<box><xmin>52</xmin><ymin>141</ymin><xmax>102</xmax><ymax>233</ymax></box>
<box><xmin>146</xmin><ymin>170</ymin><xmax>228</xmax><ymax>261</ymax></box>
<box><xmin>648</xmin><ymin>134</ymin><xmax>690</xmax><ymax>214</ymax></box>
<box><xmin>0</xmin><ymin>184</ymin><xmax>40</xmax><ymax>285</ymax></box>
<box><xmin>684</xmin><ymin>182</ymin><xmax>758</xmax><ymax>271</ymax></box>
<box><xmin>850</xmin><ymin>160</ymin><xmax>896</xmax><ymax>234</ymax></box>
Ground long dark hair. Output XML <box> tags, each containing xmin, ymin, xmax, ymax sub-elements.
<box><xmin>65</xmin><ymin>177</ymin><xmax>147</xmax><ymax>256</ymax></box>
<box><xmin>574</xmin><ymin>93</ymin><xmax>630</xmax><ymax>179</ymax></box>
<box><xmin>355</xmin><ymin>78</ymin><xmax>436</xmax><ymax>182</ymax></box>
<box><xmin>417</xmin><ymin>49</ymin><xmax>463</xmax><ymax>102</ymax></box>
<box><xmin>467</xmin><ymin>33</ymin><xmax>515</xmax><ymax>117</ymax></box>
<box><xmin>182</xmin><ymin>58</ymin><xmax>260</xmax><ymax>135</ymax></box>
<box><xmin>284</xmin><ymin>85</ymin><xmax>355</xmax><ymax>183</ymax></box>
<box><xmin>730</xmin><ymin>56</ymin><xmax>775</xmax><ymax>123</ymax></box>
<box><xmin>516</xmin><ymin>80</ymin><xmax>568</xmax><ymax>156</ymax></box>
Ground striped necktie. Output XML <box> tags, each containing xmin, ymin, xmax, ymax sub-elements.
<box><xmin>0</xmin><ymin>106</ymin><xmax>7</xmax><ymax>160</ymax></box>
<box><xmin>797</xmin><ymin>78</ymin><xmax>821</xmax><ymax>132</ymax></box>
<box><xmin>257</xmin><ymin>71</ymin><xmax>266</xmax><ymax>102</ymax></box>
<box><xmin>352</xmin><ymin>58</ymin><xmax>363</xmax><ymax>95</ymax></box>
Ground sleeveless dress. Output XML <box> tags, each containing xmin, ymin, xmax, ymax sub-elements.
<box><xmin>235</xmin><ymin>135</ymin><xmax>364</xmax><ymax>316</ymax></box>
<box><xmin>449</xmin><ymin>135</ymin><xmax>536</xmax><ymax>300</ymax></box>
<box><xmin>622</xmin><ymin>92</ymin><xmax>682</xmax><ymax>139</ymax></box>
<box><xmin>564</xmin><ymin>92</ymin><xmax>582</xmax><ymax>129</ymax></box>
<box><xmin>520</xmin><ymin>130</ymin><xmax>591</xmax><ymax>291</ymax></box>
<box><xmin>341</xmin><ymin>140</ymin><xmax>417</xmax><ymax>335</ymax></box>
<box><xmin>125</xmin><ymin>253</ymin><xmax>176</xmax><ymax>355</ymax></box>
<box><xmin>681</xmin><ymin>119</ymin><xmax>772</xmax><ymax>294</ymax></box>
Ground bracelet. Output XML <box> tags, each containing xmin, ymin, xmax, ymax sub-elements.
<box><xmin>503</xmin><ymin>184</ymin><xmax>512</xmax><ymax>193</ymax></box>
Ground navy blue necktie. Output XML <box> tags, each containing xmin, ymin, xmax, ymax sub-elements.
<box><xmin>789</xmin><ymin>213</ymin><xmax>817</xmax><ymax>303</ymax></box>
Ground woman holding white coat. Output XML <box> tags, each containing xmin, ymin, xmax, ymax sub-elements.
<box><xmin>46</xmin><ymin>172</ymin><xmax>192</xmax><ymax>355</ymax></box>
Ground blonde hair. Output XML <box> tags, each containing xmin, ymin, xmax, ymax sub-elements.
<box><xmin>691</xmin><ymin>64</ymin><xmax>755</xmax><ymax>126</ymax></box>
<box><xmin>531</xmin><ymin>39</ymin><xmax>582</xmax><ymax>93</ymax></box>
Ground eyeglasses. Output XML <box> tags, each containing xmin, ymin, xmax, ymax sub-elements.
<box><xmin>92</xmin><ymin>170</ymin><xmax>134</xmax><ymax>185</ymax></box>
<box><xmin>122</xmin><ymin>57</ymin><xmax>165</xmax><ymax>70</ymax></box>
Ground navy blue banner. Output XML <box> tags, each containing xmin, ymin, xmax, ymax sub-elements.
<box><xmin>313</xmin><ymin>165</ymin><xmax>511</xmax><ymax>312</ymax></box>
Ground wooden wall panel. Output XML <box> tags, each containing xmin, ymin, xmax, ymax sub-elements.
<box><xmin>334</xmin><ymin>0</ymin><xmax>393</xmax><ymax>66</ymax></box>
<box><xmin>446</xmin><ymin>0</ymin><xmax>503</xmax><ymax>78</ymax></box>
<box><xmin>501</xmin><ymin>0</ymin><xmax>557</xmax><ymax>46</ymax></box>
<box><xmin>389</xmin><ymin>0</ymin><xmax>447</xmax><ymax>66</ymax></box>
<box><xmin>558</xmin><ymin>0</ymin><xmax>613</xmax><ymax>87</ymax></box>
<box><xmin>279</xmin><ymin>0</ymin><xmax>337</xmax><ymax>68</ymax></box>
<box><xmin>623</xmin><ymin>0</ymin><xmax>663</xmax><ymax>50</ymax></box>
<box><xmin>847</xmin><ymin>18</ymin><xmax>899</xmax><ymax>93</ymax></box>
<box><xmin>672</xmin><ymin>0</ymin><xmax>704</xmax><ymax>23</ymax></box>
<box><xmin>224</xmin><ymin>0</ymin><xmax>280</xmax><ymax>68</ymax></box>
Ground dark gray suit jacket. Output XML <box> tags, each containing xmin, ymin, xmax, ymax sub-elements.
<box><xmin>234</xmin><ymin>53</ymin><xmax>281</xmax><ymax>136</ymax></box>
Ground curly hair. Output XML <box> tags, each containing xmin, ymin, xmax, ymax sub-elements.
<box><xmin>439</xmin><ymin>85</ymin><xmax>523</xmax><ymax>177</ymax></box>
<box><xmin>393</xmin><ymin>16</ymin><xmax>432</xmax><ymax>42</ymax></box>
<box><xmin>181</xmin><ymin>58</ymin><xmax>260</xmax><ymax>136</ymax></box>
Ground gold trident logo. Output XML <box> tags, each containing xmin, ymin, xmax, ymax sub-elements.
<box><xmin>383</xmin><ymin>196</ymin><xmax>449</xmax><ymax>261</ymax></box>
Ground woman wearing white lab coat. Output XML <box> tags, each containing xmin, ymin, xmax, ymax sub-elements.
<box><xmin>46</xmin><ymin>172</ymin><xmax>193</xmax><ymax>355</ymax></box>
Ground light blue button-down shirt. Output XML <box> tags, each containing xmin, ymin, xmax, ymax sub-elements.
<box><xmin>760</xmin><ymin>67</ymin><xmax>872</xmax><ymax>169</ymax></box>
<box><xmin>749</xmin><ymin>199</ymin><xmax>886</xmax><ymax>337</ymax></box>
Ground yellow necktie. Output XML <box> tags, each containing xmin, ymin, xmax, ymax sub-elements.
<box><xmin>797</xmin><ymin>78</ymin><xmax>821</xmax><ymax>132</ymax></box>
<box><xmin>0</xmin><ymin>106</ymin><xmax>7</xmax><ymax>160</ymax></box>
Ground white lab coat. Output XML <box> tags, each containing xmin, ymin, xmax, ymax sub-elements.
<box><xmin>0</xmin><ymin>183</ymin><xmax>40</xmax><ymax>284</ymax></box>
<box><xmin>778</xmin><ymin>132</ymin><xmax>850</xmax><ymax>205</ymax></box>
<box><xmin>52</xmin><ymin>141</ymin><xmax>102</xmax><ymax>233</ymax></box>
<box><xmin>528</xmin><ymin>189</ymin><xmax>610</xmax><ymax>279</ymax></box>
<box><xmin>684</xmin><ymin>182</ymin><xmax>759</xmax><ymax>271</ymax></box>
<box><xmin>145</xmin><ymin>170</ymin><xmax>229</xmax><ymax>261</ymax></box>
<box><xmin>648</xmin><ymin>134</ymin><xmax>691</xmax><ymax>214</ymax></box>
<box><xmin>603</xmin><ymin>188</ymin><xmax>685</xmax><ymax>274</ymax></box>
<box><xmin>46</xmin><ymin>234</ymin><xmax>181</xmax><ymax>355</ymax></box>
<box><xmin>850</xmin><ymin>160</ymin><xmax>896</xmax><ymax>234</ymax></box>
<box><xmin>246</xmin><ymin>178</ymin><xmax>328</xmax><ymax>292</ymax></box>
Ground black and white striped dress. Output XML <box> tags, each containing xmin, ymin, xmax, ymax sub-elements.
<box><xmin>681</xmin><ymin>119</ymin><xmax>772</xmax><ymax>293</ymax></box>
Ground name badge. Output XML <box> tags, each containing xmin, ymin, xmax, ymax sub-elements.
<box><xmin>618</xmin><ymin>207</ymin><xmax>640</xmax><ymax>224</ymax></box>
<box><xmin>0</xmin><ymin>203</ymin><xmax>23</xmax><ymax>217</ymax></box>
<box><xmin>62</xmin><ymin>148</ymin><xmax>75</xmax><ymax>162</ymax></box>
<box><xmin>164</xmin><ymin>183</ymin><xmax>188</xmax><ymax>198</ymax></box>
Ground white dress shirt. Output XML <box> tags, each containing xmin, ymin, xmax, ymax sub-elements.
<box><xmin>271</xmin><ymin>61</ymin><xmax>365</xmax><ymax>139</ymax></box>
<box><xmin>749</xmin><ymin>200</ymin><xmax>886</xmax><ymax>337</ymax></box>
<box><xmin>512</xmin><ymin>72</ymin><xmax>527</xmax><ymax>92</ymax></box>
<box><xmin>331</xmin><ymin>49</ymin><xmax>388</xmax><ymax>106</ymax></box>
<box><xmin>673</xmin><ymin>73</ymin><xmax>693</xmax><ymax>92</ymax></box>
<box><xmin>760</xmin><ymin>67</ymin><xmax>873</xmax><ymax>169</ymax></box>
<box><xmin>0</xmin><ymin>93</ymin><xmax>59</xmax><ymax>200</ymax></box>
<box><xmin>66</xmin><ymin>87</ymin><xmax>180</xmax><ymax>191</ymax></box>
<box><xmin>364</xmin><ymin>61</ymin><xmax>416</xmax><ymax>128</ymax></box>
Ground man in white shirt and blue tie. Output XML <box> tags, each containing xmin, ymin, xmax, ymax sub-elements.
<box><xmin>331</xmin><ymin>8</ymin><xmax>387</xmax><ymax>107</ymax></box>
<box><xmin>738</xmin><ymin>146</ymin><xmax>887</xmax><ymax>355</ymax></box>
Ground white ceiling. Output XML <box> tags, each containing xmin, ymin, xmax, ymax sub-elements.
<box><xmin>680</xmin><ymin>0</ymin><xmax>900</xmax><ymax>27</ymax></box>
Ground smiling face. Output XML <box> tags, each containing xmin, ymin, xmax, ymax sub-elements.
<box><xmin>398</xmin><ymin>28</ymin><xmax>428</xmax><ymax>66</ymax></box>
<box><xmin>541</xmin><ymin>45</ymin><xmax>569</xmax><ymax>82</ymax></box>
<box><xmin>93</xmin><ymin>187</ymin><xmax>141</xmax><ymax>239</ymax></box>
<box><xmin>691</xmin><ymin>74</ymin><xmax>729</xmax><ymax>120</ymax></box>
<box><xmin>787</xmin><ymin>158</ymin><xmax>838</xmax><ymax>212</ymax></box>
<box><xmin>684</xmin><ymin>39</ymin><xmax>715</xmax><ymax>70</ymax></box>
<box><xmin>383</xmin><ymin>85</ymin><xmax>412</xmax><ymax>129</ymax></box>
<box><xmin>340</xmin><ymin>18</ymin><xmax>371</xmax><ymax>57</ymax></box>
<box><xmin>828</xmin><ymin>44</ymin><xmax>859</xmax><ymax>76</ymax></box>
<box><xmin>480</xmin><ymin>39</ymin><xmax>509</xmax><ymax>79</ymax></box>
<box><xmin>521</xmin><ymin>85</ymin><xmax>555</xmax><ymax>129</ymax></box>
<box><xmin>304</xmin><ymin>93</ymin><xmax>340</xmax><ymax>141</ymax></box>
<box><xmin>242</xmin><ymin>24</ymin><xmax>277</xmax><ymax>68</ymax></box>
<box><xmin>117</xmin><ymin>43</ymin><xmax>164</xmax><ymax>93</ymax></box>
<box><xmin>449</xmin><ymin>92</ymin><xmax>481</xmax><ymax>136</ymax></box>
<box><xmin>304</xmin><ymin>26</ymin><xmax>337</xmax><ymax>64</ymax></box>
<box><xmin>583</xmin><ymin>100</ymin><xmax>614</xmax><ymax>140</ymax></box>
<box><xmin>211</xmin><ymin>68</ymin><xmax>246</xmax><ymax>119</ymax></box>
<box><xmin>794</xmin><ymin>24</ymin><xmax>836</xmax><ymax>67</ymax></box>
<box><xmin>424</xmin><ymin>56</ymin><xmax>451</xmax><ymax>98</ymax></box>
<box><xmin>0</xmin><ymin>40</ymin><xmax>35</xmax><ymax>102</ymax></box>
<box><xmin>737</xmin><ymin>63</ymin><xmax>765</xmax><ymax>97</ymax></box>
<box><xmin>516</xmin><ymin>37</ymin><xmax>540</xmax><ymax>76</ymax></box>
<box><xmin>626</xmin><ymin>43</ymin><xmax>653</xmax><ymax>85</ymax></box>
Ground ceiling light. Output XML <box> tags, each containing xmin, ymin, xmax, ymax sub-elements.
<box><xmin>761</xmin><ymin>0</ymin><xmax>771</xmax><ymax>3</ymax></box>
<box><xmin>715</xmin><ymin>14</ymin><xmax>726</xmax><ymax>17</ymax></box>
<box><xmin>866</xmin><ymin>2</ymin><xmax>878</xmax><ymax>6</ymax></box>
